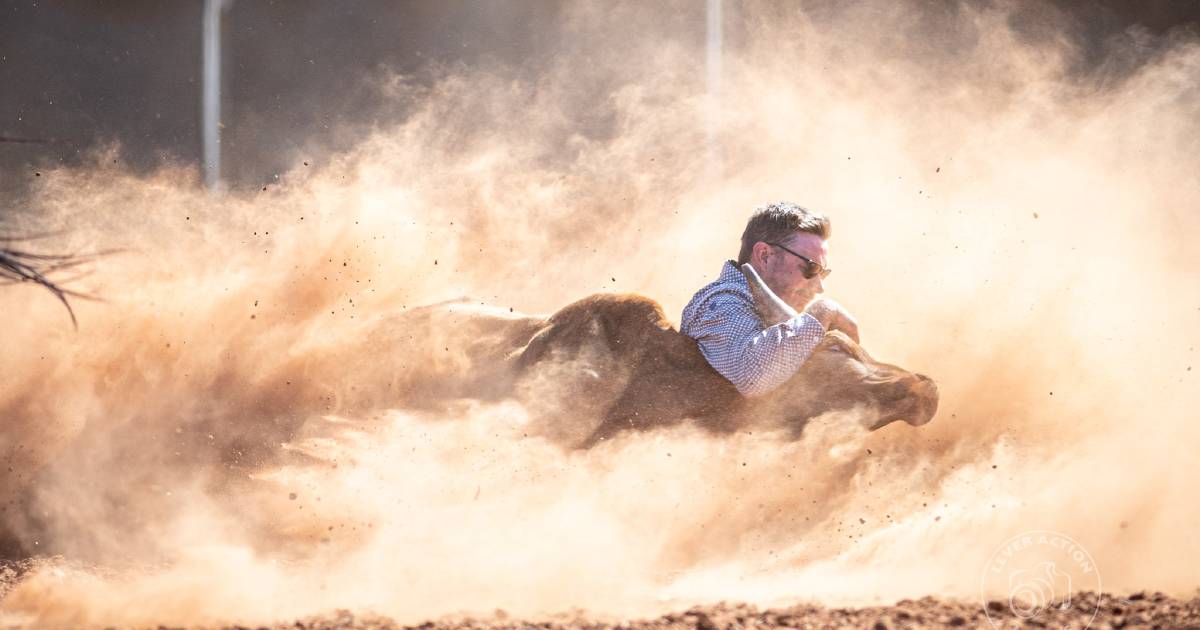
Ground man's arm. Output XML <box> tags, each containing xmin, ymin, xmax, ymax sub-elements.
<box><xmin>685</xmin><ymin>291</ymin><xmax>825</xmax><ymax>397</ymax></box>
<box><xmin>741</xmin><ymin>262</ymin><xmax>860</xmax><ymax>343</ymax></box>
<box><xmin>804</xmin><ymin>298</ymin><xmax>860</xmax><ymax>344</ymax></box>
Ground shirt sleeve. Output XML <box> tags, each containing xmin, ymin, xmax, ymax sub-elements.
<box><xmin>686</xmin><ymin>290</ymin><xmax>826</xmax><ymax>397</ymax></box>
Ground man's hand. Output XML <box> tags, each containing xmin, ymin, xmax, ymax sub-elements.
<box><xmin>805</xmin><ymin>298</ymin><xmax>860</xmax><ymax>343</ymax></box>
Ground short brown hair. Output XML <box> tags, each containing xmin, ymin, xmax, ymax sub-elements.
<box><xmin>737</xmin><ymin>202</ymin><xmax>830</xmax><ymax>264</ymax></box>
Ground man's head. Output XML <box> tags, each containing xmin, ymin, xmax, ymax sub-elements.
<box><xmin>738</xmin><ymin>202</ymin><xmax>831</xmax><ymax>310</ymax></box>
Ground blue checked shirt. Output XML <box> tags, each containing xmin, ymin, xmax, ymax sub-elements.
<box><xmin>680</xmin><ymin>261</ymin><xmax>826</xmax><ymax>397</ymax></box>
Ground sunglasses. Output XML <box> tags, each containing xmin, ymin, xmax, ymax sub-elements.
<box><xmin>766</xmin><ymin>242</ymin><xmax>832</xmax><ymax>279</ymax></box>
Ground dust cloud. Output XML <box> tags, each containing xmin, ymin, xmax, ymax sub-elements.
<box><xmin>1</xmin><ymin>1</ymin><xmax>1199</xmax><ymax>627</ymax></box>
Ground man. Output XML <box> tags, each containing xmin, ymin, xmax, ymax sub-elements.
<box><xmin>680</xmin><ymin>202</ymin><xmax>859</xmax><ymax>396</ymax></box>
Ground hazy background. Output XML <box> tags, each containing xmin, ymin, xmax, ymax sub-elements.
<box><xmin>0</xmin><ymin>1</ymin><xmax>1198</xmax><ymax>627</ymax></box>
<box><xmin>2</xmin><ymin>0</ymin><xmax>1199</xmax><ymax>194</ymax></box>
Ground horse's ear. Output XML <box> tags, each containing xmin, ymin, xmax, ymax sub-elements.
<box><xmin>509</xmin><ymin>323</ymin><xmax>555</xmax><ymax>370</ymax></box>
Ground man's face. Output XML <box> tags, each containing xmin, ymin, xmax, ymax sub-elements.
<box><xmin>754</xmin><ymin>231</ymin><xmax>828</xmax><ymax>310</ymax></box>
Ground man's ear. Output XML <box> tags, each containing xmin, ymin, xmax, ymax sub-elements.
<box><xmin>751</xmin><ymin>241</ymin><xmax>772</xmax><ymax>267</ymax></box>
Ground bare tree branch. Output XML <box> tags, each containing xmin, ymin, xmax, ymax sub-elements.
<box><xmin>0</xmin><ymin>244</ymin><xmax>108</xmax><ymax>329</ymax></box>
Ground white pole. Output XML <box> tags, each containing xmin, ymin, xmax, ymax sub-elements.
<box><xmin>706</xmin><ymin>0</ymin><xmax>723</xmax><ymax>177</ymax></box>
<box><xmin>202</xmin><ymin>0</ymin><xmax>228</xmax><ymax>191</ymax></box>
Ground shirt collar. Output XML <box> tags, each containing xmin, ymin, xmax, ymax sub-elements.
<box><xmin>719</xmin><ymin>260</ymin><xmax>749</xmax><ymax>289</ymax></box>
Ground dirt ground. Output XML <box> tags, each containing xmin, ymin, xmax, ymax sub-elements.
<box><xmin>3</xmin><ymin>555</ymin><xmax>1200</xmax><ymax>630</ymax></box>
<box><xmin>178</xmin><ymin>592</ymin><xmax>1198</xmax><ymax>630</ymax></box>
<box><xmin>3</xmin><ymin>555</ymin><xmax>1195</xmax><ymax>630</ymax></box>
<box><xmin>282</xmin><ymin>594</ymin><xmax>1200</xmax><ymax>630</ymax></box>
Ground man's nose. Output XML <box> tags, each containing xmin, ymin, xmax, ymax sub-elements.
<box><xmin>814</xmin><ymin>277</ymin><xmax>825</xmax><ymax>293</ymax></box>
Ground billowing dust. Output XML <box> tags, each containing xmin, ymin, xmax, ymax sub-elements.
<box><xmin>1</xmin><ymin>2</ymin><xmax>1199</xmax><ymax>627</ymax></box>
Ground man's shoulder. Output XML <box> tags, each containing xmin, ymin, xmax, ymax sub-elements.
<box><xmin>689</xmin><ymin>261</ymin><xmax>751</xmax><ymax>299</ymax></box>
<box><xmin>681</xmin><ymin>262</ymin><xmax>755</xmax><ymax>333</ymax></box>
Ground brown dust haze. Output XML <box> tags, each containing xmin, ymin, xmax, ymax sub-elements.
<box><xmin>1</xmin><ymin>2</ymin><xmax>1198</xmax><ymax>627</ymax></box>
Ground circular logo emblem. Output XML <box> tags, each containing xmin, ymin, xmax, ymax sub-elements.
<box><xmin>980</xmin><ymin>530</ymin><xmax>1101</xmax><ymax>628</ymax></box>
